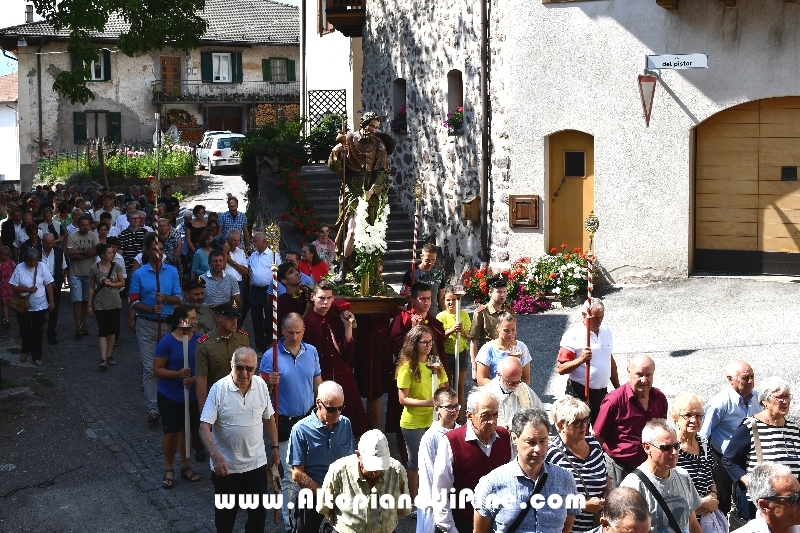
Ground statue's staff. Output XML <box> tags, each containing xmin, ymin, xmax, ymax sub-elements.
<box><xmin>411</xmin><ymin>181</ymin><xmax>423</xmax><ymax>284</ymax></box>
<box><xmin>583</xmin><ymin>211</ymin><xmax>599</xmax><ymax>404</ymax></box>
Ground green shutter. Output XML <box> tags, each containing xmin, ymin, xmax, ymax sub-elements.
<box><xmin>102</xmin><ymin>49</ymin><xmax>111</xmax><ymax>81</ymax></box>
<box><xmin>71</xmin><ymin>54</ymin><xmax>80</xmax><ymax>73</ymax></box>
<box><xmin>233</xmin><ymin>52</ymin><xmax>243</xmax><ymax>83</ymax></box>
<box><xmin>73</xmin><ymin>112</ymin><xmax>87</xmax><ymax>143</ymax></box>
<box><xmin>109</xmin><ymin>112</ymin><xmax>121</xmax><ymax>142</ymax></box>
<box><xmin>262</xmin><ymin>58</ymin><xmax>272</xmax><ymax>81</ymax></box>
<box><xmin>287</xmin><ymin>59</ymin><xmax>296</xmax><ymax>82</ymax></box>
<box><xmin>201</xmin><ymin>52</ymin><xmax>212</xmax><ymax>82</ymax></box>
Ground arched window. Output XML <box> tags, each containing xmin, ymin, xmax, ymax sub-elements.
<box><xmin>446</xmin><ymin>70</ymin><xmax>464</xmax><ymax>132</ymax></box>
<box><xmin>391</xmin><ymin>78</ymin><xmax>407</xmax><ymax>132</ymax></box>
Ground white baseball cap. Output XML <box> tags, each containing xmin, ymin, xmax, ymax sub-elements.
<box><xmin>358</xmin><ymin>429</ymin><xmax>390</xmax><ymax>472</ymax></box>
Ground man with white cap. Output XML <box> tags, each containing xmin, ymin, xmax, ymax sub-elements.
<box><xmin>319</xmin><ymin>429</ymin><xmax>411</xmax><ymax>533</ymax></box>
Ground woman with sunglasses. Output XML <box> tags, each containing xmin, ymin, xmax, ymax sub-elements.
<box><xmin>311</xmin><ymin>224</ymin><xmax>335</xmax><ymax>268</ymax></box>
<box><xmin>670</xmin><ymin>393</ymin><xmax>720</xmax><ymax>521</ymax></box>
<box><xmin>152</xmin><ymin>305</ymin><xmax>202</xmax><ymax>489</ymax></box>
<box><xmin>723</xmin><ymin>376</ymin><xmax>800</xmax><ymax>523</ymax></box>
<box><xmin>545</xmin><ymin>395</ymin><xmax>609</xmax><ymax>532</ymax></box>
<box><xmin>396</xmin><ymin>325</ymin><xmax>449</xmax><ymax>506</ymax></box>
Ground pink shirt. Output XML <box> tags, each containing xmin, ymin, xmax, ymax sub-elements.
<box><xmin>593</xmin><ymin>382</ymin><xmax>668</xmax><ymax>468</ymax></box>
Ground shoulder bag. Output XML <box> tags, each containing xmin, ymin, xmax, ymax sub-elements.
<box><xmin>507</xmin><ymin>472</ymin><xmax>549</xmax><ymax>533</ymax></box>
<box><xmin>557</xmin><ymin>436</ymin><xmax>603</xmax><ymax>527</ymax></box>
<box><xmin>633</xmin><ymin>468</ymin><xmax>682</xmax><ymax>533</ymax></box>
<box><xmin>9</xmin><ymin>265</ymin><xmax>37</xmax><ymax>314</ymax></box>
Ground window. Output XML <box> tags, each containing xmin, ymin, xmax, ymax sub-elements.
<box><xmin>72</xmin><ymin>49</ymin><xmax>111</xmax><ymax>82</ymax></box>
<box><xmin>89</xmin><ymin>55</ymin><xmax>104</xmax><ymax>81</ymax></box>
<box><xmin>213</xmin><ymin>53</ymin><xmax>231</xmax><ymax>82</ymax></box>
<box><xmin>262</xmin><ymin>58</ymin><xmax>296</xmax><ymax>82</ymax></box>
<box><xmin>72</xmin><ymin>111</ymin><xmax>121</xmax><ymax>143</ymax></box>
<box><xmin>564</xmin><ymin>152</ymin><xmax>586</xmax><ymax>177</ymax></box>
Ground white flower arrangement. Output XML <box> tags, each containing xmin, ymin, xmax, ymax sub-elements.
<box><xmin>352</xmin><ymin>195</ymin><xmax>389</xmax><ymax>255</ymax></box>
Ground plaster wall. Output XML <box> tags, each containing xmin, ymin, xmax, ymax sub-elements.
<box><xmin>0</xmin><ymin>103</ymin><xmax>19</xmax><ymax>182</ymax></box>
<box><xmin>16</xmin><ymin>42</ymin><xmax>298</xmax><ymax>191</ymax></box>
<box><xmin>363</xmin><ymin>0</ymin><xmax>800</xmax><ymax>280</ymax></box>
<box><xmin>304</xmin><ymin>0</ymin><xmax>362</xmax><ymax>131</ymax></box>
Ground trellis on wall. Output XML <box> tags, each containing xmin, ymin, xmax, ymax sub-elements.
<box><xmin>308</xmin><ymin>89</ymin><xmax>347</xmax><ymax>127</ymax></box>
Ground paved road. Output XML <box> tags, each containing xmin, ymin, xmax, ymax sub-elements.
<box><xmin>2</xmin><ymin>170</ymin><xmax>799</xmax><ymax>532</ymax></box>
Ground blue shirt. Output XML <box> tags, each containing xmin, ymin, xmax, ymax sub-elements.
<box><xmin>277</xmin><ymin>273</ymin><xmax>314</xmax><ymax>296</ymax></box>
<box><xmin>129</xmin><ymin>263</ymin><xmax>182</xmax><ymax>319</ymax></box>
<box><xmin>218</xmin><ymin>210</ymin><xmax>248</xmax><ymax>240</ymax></box>
<box><xmin>289</xmin><ymin>413</ymin><xmax>355</xmax><ymax>485</ymax></box>
<box><xmin>260</xmin><ymin>340</ymin><xmax>321</xmax><ymax>417</ymax></box>
<box><xmin>699</xmin><ymin>386</ymin><xmax>761</xmax><ymax>453</ymax></box>
<box><xmin>474</xmin><ymin>461</ymin><xmax>580</xmax><ymax>533</ymax></box>
<box><xmin>155</xmin><ymin>333</ymin><xmax>199</xmax><ymax>402</ymax></box>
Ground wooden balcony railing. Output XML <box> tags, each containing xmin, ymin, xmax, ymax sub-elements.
<box><xmin>151</xmin><ymin>81</ymin><xmax>301</xmax><ymax>104</ymax></box>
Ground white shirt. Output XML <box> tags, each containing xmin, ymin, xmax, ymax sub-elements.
<box><xmin>10</xmin><ymin>262</ymin><xmax>55</xmax><ymax>311</ymax></box>
<box><xmin>67</xmin><ymin>224</ymin><xmax>81</xmax><ymax>235</ymax></box>
<box><xmin>200</xmin><ymin>374</ymin><xmax>275</xmax><ymax>474</ymax></box>
<box><xmin>418</xmin><ymin>423</ymin><xmax>461</xmax><ymax>509</ymax></box>
<box><xmin>41</xmin><ymin>248</ymin><xmax>67</xmax><ymax>278</ymax></box>
<box><xmin>115</xmin><ymin>214</ymin><xmax>130</xmax><ymax>232</ymax></box>
<box><xmin>248</xmin><ymin>248</ymin><xmax>281</xmax><ymax>288</ymax></box>
<box><xmin>735</xmin><ymin>515</ymin><xmax>800</xmax><ymax>533</ymax></box>
<box><xmin>14</xmin><ymin>227</ymin><xmax>43</xmax><ymax>248</ymax></box>
<box><xmin>487</xmin><ymin>378</ymin><xmax>544</xmax><ymax>429</ymax></box>
<box><xmin>94</xmin><ymin>207</ymin><xmax>121</xmax><ymax>224</ymax></box>
<box><xmin>559</xmin><ymin>323</ymin><xmax>613</xmax><ymax>388</ymax></box>
<box><xmin>225</xmin><ymin>246</ymin><xmax>247</xmax><ymax>282</ymax></box>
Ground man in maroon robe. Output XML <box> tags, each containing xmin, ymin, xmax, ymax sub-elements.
<box><xmin>303</xmin><ymin>280</ymin><xmax>368</xmax><ymax>439</ymax></box>
<box><xmin>276</xmin><ymin>263</ymin><xmax>309</xmax><ymax>328</ymax></box>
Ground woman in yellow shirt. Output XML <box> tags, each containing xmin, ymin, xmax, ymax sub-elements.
<box><xmin>396</xmin><ymin>324</ymin><xmax>449</xmax><ymax>505</ymax></box>
<box><xmin>436</xmin><ymin>286</ymin><xmax>472</xmax><ymax>423</ymax></box>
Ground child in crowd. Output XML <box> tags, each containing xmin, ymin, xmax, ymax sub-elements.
<box><xmin>436</xmin><ymin>286</ymin><xmax>471</xmax><ymax>423</ymax></box>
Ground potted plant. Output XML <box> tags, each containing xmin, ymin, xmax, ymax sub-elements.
<box><xmin>443</xmin><ymin>106</ymin><xmax>464</xmax><ymax>134</ymax></box>
<box><xmin>391</xmin><ymin>105</ymin><xmax>408</xmax><ymax>133</ymax></box>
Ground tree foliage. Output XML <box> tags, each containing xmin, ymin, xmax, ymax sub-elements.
<box><xmin>32</xmin><ymin>0</ymin><xmax>208</xmax><ymax>104</ymax></box>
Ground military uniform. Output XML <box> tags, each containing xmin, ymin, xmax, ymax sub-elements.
<box><xmin>469</xmin><ymin>302</ymin><xmax>516</xmax><ymax>348</ymax></box>
<box><xmin>195</xmin><ymin>328</ymin><xmax>251</xmax><ymax>388</ymax></box>
<box><xmin>194</xmin><ymin>304</ymin><xmax>216</xmax><ymax>336</ymax></box>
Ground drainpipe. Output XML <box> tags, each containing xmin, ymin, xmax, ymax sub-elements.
<box><xmin>300</xmin><ymin>0</ymin><xmax>306</xmax><ymax>136</ymax></box>
<box><xmin>479</xmin><ymin>0</ymin><xmax>489</xmax><ymax>264</ymax></box>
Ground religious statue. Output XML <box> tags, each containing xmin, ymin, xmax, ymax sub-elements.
<box><xmin>328</xmin><ymin>111</ymin><xmax>395</xmax><ymax>281</ymax></box>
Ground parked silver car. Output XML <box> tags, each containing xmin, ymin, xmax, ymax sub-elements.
<box><xmin>196</xmin><ymin>134</ymin><xmax>245</xmax><ymax>173</ymax></box>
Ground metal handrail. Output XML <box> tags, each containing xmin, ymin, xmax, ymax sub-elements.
<box><xmin>151</xmin><ymin>80</ymin><xmax>301</xmax><ymax>104</ymax></box>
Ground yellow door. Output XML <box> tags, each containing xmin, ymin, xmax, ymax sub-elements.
<box><xmin>548</xmin><ymin>130</ymin><xmax>595</xmax><ymax>252</ymax></box>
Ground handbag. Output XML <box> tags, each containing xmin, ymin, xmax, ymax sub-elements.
<box><xmin>9</xmin><ymin>265</ymin><xmax>37</xmax><ymax>314</ymax></box>
<box><xmin>633</xmin><ymin>469</ymin><xmax>682</xmax><ymax>533</ymax></box>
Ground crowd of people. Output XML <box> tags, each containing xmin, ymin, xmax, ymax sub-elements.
<box><xmin>3</xmin><ymin>183</ymin><xmax>800</xmax><ymax>533</ymax></box>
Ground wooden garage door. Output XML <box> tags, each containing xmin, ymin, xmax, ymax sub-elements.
<box><xmin>695</xmin><ymin>97</ymin><xmax>800</xmax><ymax>274</ymax></box>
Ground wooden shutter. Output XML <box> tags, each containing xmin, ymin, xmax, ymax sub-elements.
<box><xmin>262</xmin><ymin>58</ymin><xmax>272</xmax><ymax>81</ymax></box>
<box><xmin>287</xmin><ymin>59</ymin><xmax>296</xmax><ymax>82</ymax></box>
<box><xmin>233</xmin><ymin>52</ymin><xmax>243</xmax><ymax>83</ymax></box>
<box><xmin>102</xmin><ymin>49</ymin><xmax>111</xmax><ymax>81</ymax></box>
<box><xmin>509</xmin><ymin>195</ymin><xmax>540</xmax><ymax>228</ymax></box>
<box><xmin>71</xmin><ymin>53</ymin><xmax>80</xmax><ymax>74</ymax></box>
<box><xmin>73</xmin><ymin>112</ymin><xmax>87</xmax><ymax>143</ymax></box>
<box><xmin>109</xmin><ymin>112</ymin><xmax>121</xmax><ymax>142</ymax></box>
<box><xmin>201</xmin><ymin>52</ymin><xmax>213</xmax><ymax>82</ymax></box>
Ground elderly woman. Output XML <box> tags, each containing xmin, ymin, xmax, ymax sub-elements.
<box><xmin>670</xmin><ymin>393</ymin><xmax>719</xmax><ymax>517</ymax></box>
<box><xmin>723</xmin><ymin>376</ymin><xmax>800</xmax><ymax>522</ymax></box>
<box><xmin>475</xmin><ymin>312</ymin><xmax>531</xmax><ymax>385</ymax></box>
<box><xmin>545</xmin><ymin>396</ymin><xmax>609</xmax><ymax>532</ymax></box>
<box><xmin>9</xmin><ymin>247</ymin><xmax>55</xmax><ymax>366</ymax></box>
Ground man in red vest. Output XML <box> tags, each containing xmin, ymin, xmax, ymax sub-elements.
<box><xmin>431</xmin><ymin>387</ymin><xmax>512</xmax><ymax>533</ymax></box>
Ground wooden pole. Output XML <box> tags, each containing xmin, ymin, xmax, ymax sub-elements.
<box><xmin>452</xmin><ymin>287</ymin><xmax>466</xmax><ymax>398</ymax></box>
<box><xmin>411</xmin><ymin>181</ymin><xmax>423</xmax><ymax>284</ymax></box>
<box><xmin>180</xmin><ymin>320</ymin><xmax>191</xmax><ymax>457</ymax></box>
<box><xmin>583</xmin><ymin>211</ymin><xmax>599</xmax><ymax>405</ymax></box>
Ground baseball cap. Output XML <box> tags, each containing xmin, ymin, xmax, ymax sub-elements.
<box><xmin>358</xmin><ymin>429</ymin><xmax>390</xmax><ymax>472</ymax></box>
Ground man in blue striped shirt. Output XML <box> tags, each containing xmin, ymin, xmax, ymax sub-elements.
<box><xmin>699</xmin><ymin>360</ymin><xmax>761</xmax><ymax>515</ymax></box>
<box><xmin>217</xmin><ymin>196</ymin><xmax>250</xmax><ymax>249</ymax></box>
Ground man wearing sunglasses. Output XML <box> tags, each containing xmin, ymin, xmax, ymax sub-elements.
<box><xmin>199</xmin><ymin>346</ymin><xmax>280</xmax><ymax>533</ymax></box>
<box><xmin>288</xmin><ymin>381</ymin><xmax>355</xmax><ymax>533</ymax></box>
<box><xmin>487</xmin><ymin>355</ymin><xmax>544</xmax><ymax>432</ymax></box>
<box><xmin>738</xmin><ymin>463</ymin><xmax>800</xmax><ymax>533</ymax></box>
<box><xmin>620</xmin><ymin>419</ymin><xmax>703</xmax><ymax>533</ymax></box>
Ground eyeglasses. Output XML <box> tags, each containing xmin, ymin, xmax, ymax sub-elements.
<box><xmin>762</xmin><ymin>492</ymin><xmax>800</xmax><ymax>505</ymax></box>
<box><xmin>648</xmin><ymin>442</ymin><xmax>681</xmax><ymax>453</ymax></box>
<box><xmin>502</xmin><ymin>377</ymin><xmax>522</xmax><ymax>386</ymax></box>
<box><xmin>436</xmin><ymin>404</ymin><xmax>461</xmax><ymax>412</ymax></box>
<box><xmin>234</xmin><ymin>365</ymin><xmax>255</xmax><ymax>373</ymax></box>
<box><xmin>320</xmin><ymin>402</ymin><xmax>345</xmax><ymax>413</ymax></box>
<box><xmin>569</xmin><ymin>417</ymin><xmax>590</xmax><ymax>427</ymax></box>
<box><xmin>771</xmin><ymin>395</ymin><xmax>791</xmax><ymax>403</ymax></box>
<box><xmin>680</xmin><ymin>412</ymin><xmax>704</xmax><ymax>421</ymax></box>
<box><xmin>417</xmin><ymin>340</ymin><xmax>434</xmax><ymax>346</ymax></box>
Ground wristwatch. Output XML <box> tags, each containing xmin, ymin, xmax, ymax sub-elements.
<box><xmin>271</xmin><ymin>445</ymin><xmax>279</xmax><ymax>450</ymax></box>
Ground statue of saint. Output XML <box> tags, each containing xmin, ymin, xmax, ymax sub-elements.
<box><xmin>328</xmin><ymin>111</ymin><xmax>395</xmax><ymax>280</ymax></box>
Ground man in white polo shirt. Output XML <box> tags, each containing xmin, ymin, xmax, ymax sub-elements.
<box><xmin>556</xmin><ymin>297</ymin><xmax>619</xmax><ymax>424</ymax></box>
<box><xmin>223</xmin><ymin>228</ymin><xmax>250</xmax><ymax>328</ymax></box>
<box><xmin>200</xmin><ymin>346</ymin><xmax>281</xmax><ymax>533</ymax></box>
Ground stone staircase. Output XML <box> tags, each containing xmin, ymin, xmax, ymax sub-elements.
<box><xmin>299</xmin><ymin>164</ymin><xmax>415</xmax><ymax>285</ymax></box>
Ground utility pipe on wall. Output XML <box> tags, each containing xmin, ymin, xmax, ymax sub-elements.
<box><xmin>38</xmin><ymin>39</ymin><xmax>43</xmax><ymax>174</ymax></box>
<box><xmin>479</xmin><ymin>0</ymin><xmax>489</xmax><ymax>264</ymax></box>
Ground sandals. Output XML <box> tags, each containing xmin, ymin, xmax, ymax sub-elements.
<box><xmin>181</xmin><ymin>467</ymin><xmax>202</xmax><ymax>482</ymax></box>
<box><xmin>147</xmin><ymin>412</ymin><xmax>160</xmax><ymax>425</ymax></box>
<box><xmin>162</xmin><ymin>469</ymin><xmax>174</xmax><ymax>489</ymax></box>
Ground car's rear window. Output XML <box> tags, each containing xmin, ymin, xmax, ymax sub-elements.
<box><xmin>216</xmin><ymin>137</ymin><xmax>242</xmax><ymax>149</ymax></box>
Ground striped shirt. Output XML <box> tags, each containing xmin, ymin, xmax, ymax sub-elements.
<box><xmin>202</xmin><ymin>271</ymin><xmax>240</xmax><ymax>305</ymax></box>
<box><xmin>545</xmin><ymin>435</ymin><xmax>607</xmax><ymax>533</ymax></box>
<box><xmin>676</xmin><ymin>436</ymin><xmax>713</xmax><ymax>497</ymax></box>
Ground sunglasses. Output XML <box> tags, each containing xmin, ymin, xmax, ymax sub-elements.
<box><xmin>763</xmin><ymin>492</ymin><xmax>800</xmax><ymax>505</ymax></box>
<box><xmin>319</xmin><ymin>401</ymin><xmax>345</xmax><ymax>413</ymax></box>
<box><xmin>569</xmin><ymin>417</ymin><xmax>590</xmax><ymax>427</ymax></box>
<box><xmin>417</xmin><ymin>340</ymin><xmax>434</xmax><ymax>346</ymax></box>
<box><xmin>234</xmin><ymin>365</ymin><xmax>256</xmax><ymax>373</ymax></box>
<box><xmin>648</xmin><ymin>442</ymin><xmax>681</xmax><ymax>453</ymax></box>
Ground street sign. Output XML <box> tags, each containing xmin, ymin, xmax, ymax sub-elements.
<box><xmin>646</xmin><ymin>53</ymin><xmax>708</xmax><ymax>70</ymax></box>
<box><xmin>638</xmin><ymin>75</ymin><xmax>657</xmax><ymax>127</ymax></box>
